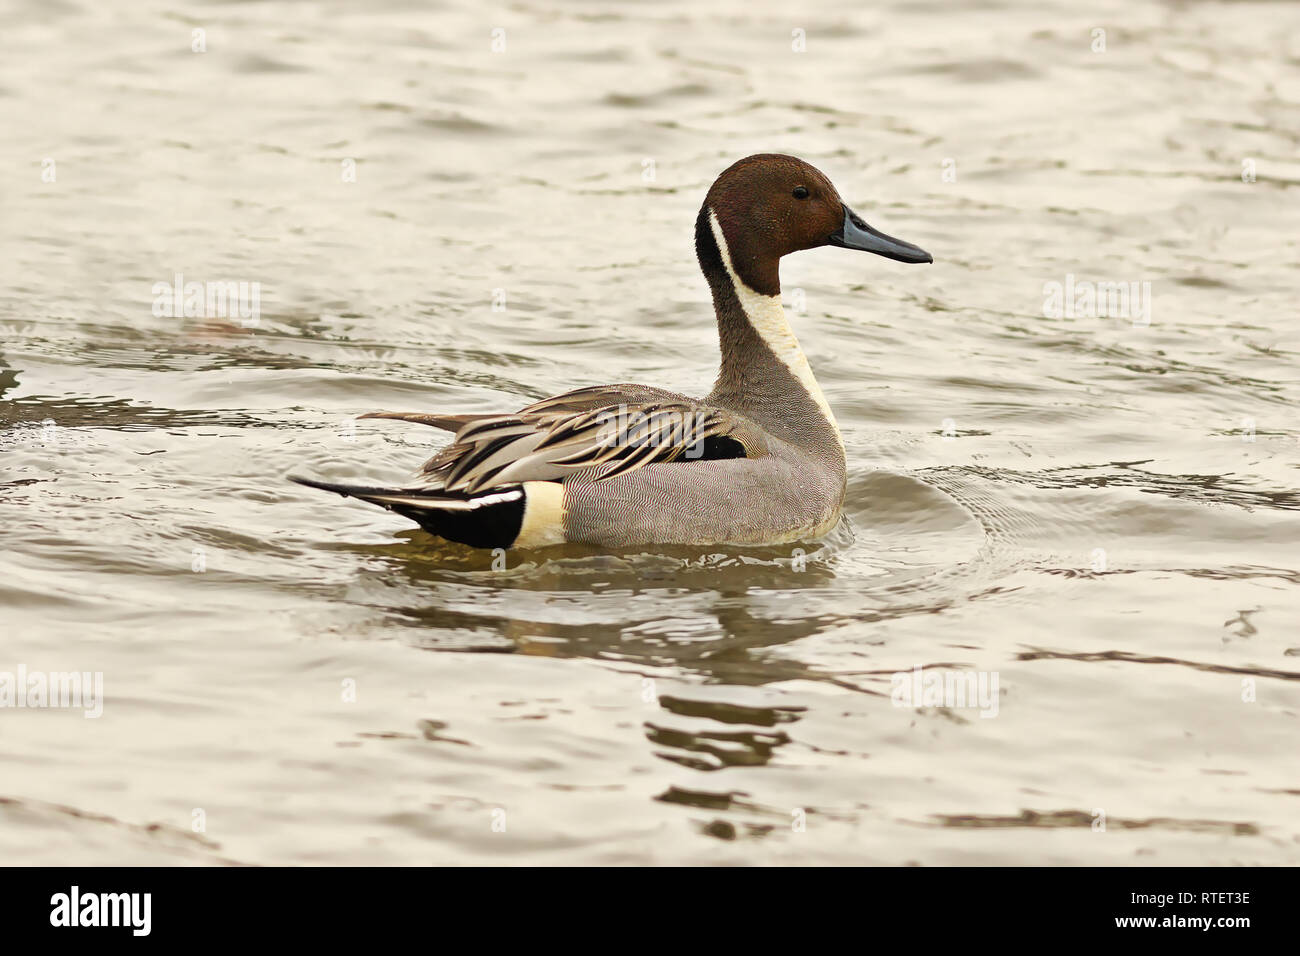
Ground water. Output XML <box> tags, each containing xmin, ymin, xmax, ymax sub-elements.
<box><xmin>2</xmin><ymin>0</ymin><xmax>1298</xmax><ymax>864</ymax></box>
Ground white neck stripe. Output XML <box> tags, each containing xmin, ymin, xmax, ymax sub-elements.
<box><xmin>707</xmin><ymin>209</ymin><xmax>842</xmax><ymax>447</ymax></box>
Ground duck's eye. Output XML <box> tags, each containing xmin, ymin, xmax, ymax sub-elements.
<box><xmin>792</xmin><ymin>185</ymin><xmax>810</xmax><ymax>200</ymax></box>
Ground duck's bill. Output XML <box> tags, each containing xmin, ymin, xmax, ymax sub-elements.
<box><xmin>828</xmin><ymin>204</ymin><xmax>932</xmax><ymax>264</ymax></box>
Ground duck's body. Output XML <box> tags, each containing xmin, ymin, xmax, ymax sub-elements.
<box><xmin>293</xmin><ymin>154</ymin><xmax>931</xmax><ymax>550</ymax></box>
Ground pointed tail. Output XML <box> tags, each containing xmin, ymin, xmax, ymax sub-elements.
<box><xmin>289</xmin><ymin>476</ymin><xmax>526</xmax><ymax>548</ymax></box>
<box><xmin>357</xmin><ymin>411</ymin><xmax>490</xmax><ymax>432</ymax></box>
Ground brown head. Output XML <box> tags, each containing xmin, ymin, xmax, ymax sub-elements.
<box><xmin>698</xmin><ymin>153</ymin><xmax>931</xmax><ymax>296</ymax></box>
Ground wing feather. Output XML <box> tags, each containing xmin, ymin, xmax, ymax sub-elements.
<box><xmin>409</xmin><ymin>398</ymin><xmax>761</xmax><ymax>492</ymax></box>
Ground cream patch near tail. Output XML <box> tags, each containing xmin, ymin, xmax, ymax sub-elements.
<box><xmin>514</xmin><ymin>480</ymin><xmax>567</xmax><ymax>548</ymax></box>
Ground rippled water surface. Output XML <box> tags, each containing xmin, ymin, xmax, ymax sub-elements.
<box><xmin>3</xmin><ymin>0</ymin><xmax>1299</xmax><ymax>864</ymax></box>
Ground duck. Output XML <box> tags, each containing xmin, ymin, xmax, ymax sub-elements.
<box><xmin>292</xmin><ymin>153</ymin><xmax>931</xmax><ymax>550</ymax></box>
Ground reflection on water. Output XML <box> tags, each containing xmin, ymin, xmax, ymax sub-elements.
<box><xmin>2</xmin><ymin>0</ymin><xmax>1299</xmax><ymax>864</ymax></box>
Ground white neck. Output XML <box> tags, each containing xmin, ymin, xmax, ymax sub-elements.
<box><xmin>708</xmin><ymin>209</ymin><xmax>843</xmax><ymax>448</ymax></box>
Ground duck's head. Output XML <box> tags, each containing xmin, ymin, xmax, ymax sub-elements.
<box><xmin>699</xmin><ymin>153</ymin><xmax>932</xmax><ymax>296</ymax></box>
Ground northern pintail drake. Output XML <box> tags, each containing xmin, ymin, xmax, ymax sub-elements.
<box><xmin>292</xmin><ymin>154</ymin><xmax>931</xmax><ymax>549</ymax></box>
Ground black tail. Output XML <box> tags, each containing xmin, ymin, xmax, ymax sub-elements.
<box><xmin>289</xmin><ymin>476</ymin><xmax>525</xmax><ymax>549</ymax></box>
